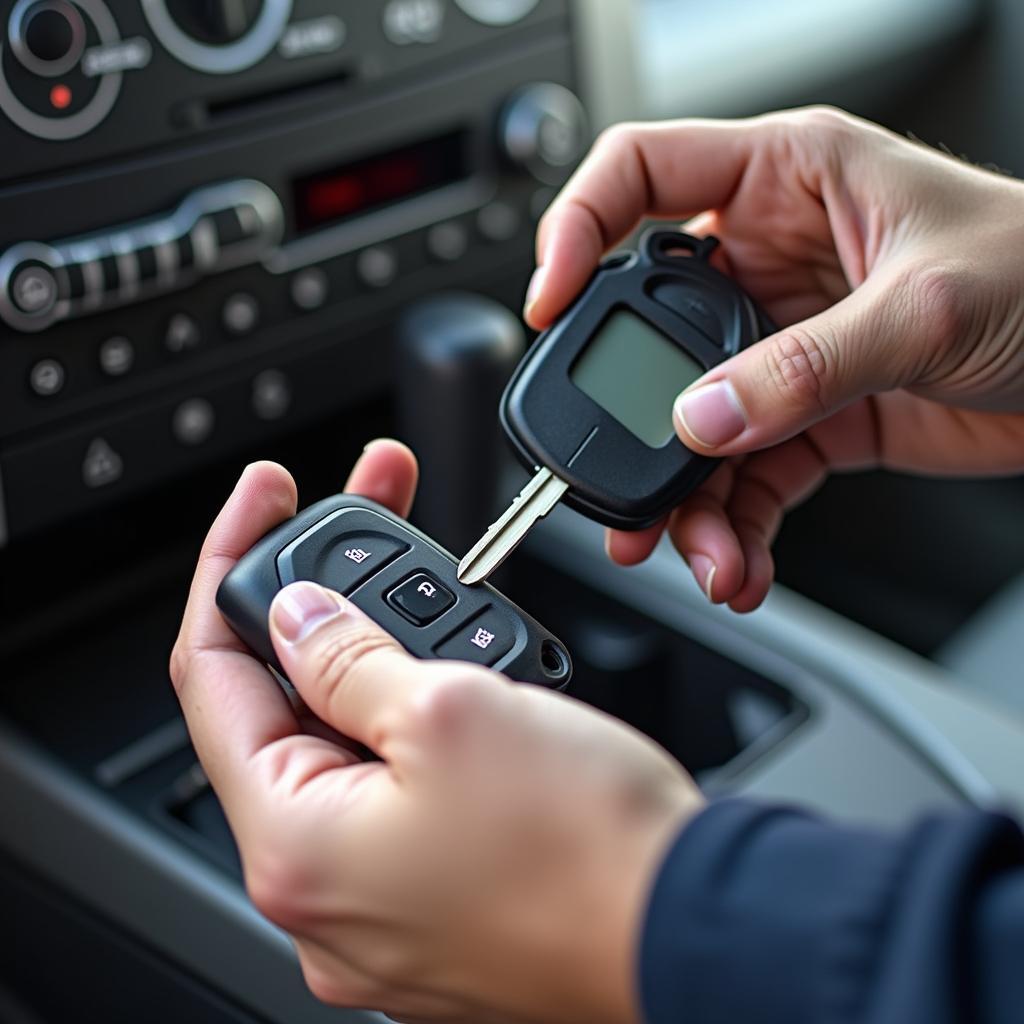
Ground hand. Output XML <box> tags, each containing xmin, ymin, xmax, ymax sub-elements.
<box><xmin>528</xmin><ymin>106</ymin><xmax>1024</xmax><ymax>611</ymax></box>
<box><xmin>170</xmin><ymin>441</ymin><xmax>702</xmax><ymax>1024</ymax></box>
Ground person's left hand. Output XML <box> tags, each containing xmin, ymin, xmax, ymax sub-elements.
<box><xmin>169</xmin><ymin>440</ymin><xmax>702</xmax><ymax>1024</ymax></box>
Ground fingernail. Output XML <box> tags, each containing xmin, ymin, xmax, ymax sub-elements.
<box><xmin>674</xmin><ymin>381</ymin><xmax>747</xmax><ymax>448</ymax></box>
<box><xmin>523</xmin><ymin>265</ymin><xmax>546</xmax><ymax>316</ymax></box>
<box><xmin>688</xmin><ymin>554</ymin><xmax>718</xmax><ymax>602</ymax></box>
<box><xmin>362</xmin><ymin>437</ymin><xmax>390</xmax><ymax>454</ymax></box>
<box><xmin>272</xmin><ymin>581</ymin><xmax>345</xmax><ymax>644</ymax></box>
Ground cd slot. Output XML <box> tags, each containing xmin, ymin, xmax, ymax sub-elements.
<box><xmin>171</xmin><ymin>68</ymin><xmax>355</xmax><ymax>130</ymax></box>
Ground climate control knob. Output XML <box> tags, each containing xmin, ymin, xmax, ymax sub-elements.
<box><xmin>141</xmin><ymin>0</ymin><xmax>291</xmax><ymax>74</ymax></box>
<box><xmin>499</xmin><ymin>82</ymin><xmax>588</xmax><ymax>185</ymax></box>
<box><xmin>9</xmin><ymin>0</ymin><xmax>86</xmax><ymax>77</ymax></box>
<box><xmin>164</xmin><ymin>0</ymin><xmax>263</xmax><ymax>46</ymax></box>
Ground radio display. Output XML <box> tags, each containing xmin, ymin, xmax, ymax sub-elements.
<box><xmin>292</xmin><ymin>129</ymin><xmax>469</xmax><ymax>233</ymax></box>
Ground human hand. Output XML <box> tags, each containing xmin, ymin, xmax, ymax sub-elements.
<box><xmin>529</xmin><ymin>106</ymin><xmax>1024</xmax><ymax>611</ymax></box>
<box><xmin>170</xmin><ymin>442</ymin><xmax>702</xmax><ymax>1024</ymax></box>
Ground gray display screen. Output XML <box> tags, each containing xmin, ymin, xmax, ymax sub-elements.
<box><xmin>570</xmin><ymin>309</ymin><xmax>705</xmax><ymax>447</ymax></box>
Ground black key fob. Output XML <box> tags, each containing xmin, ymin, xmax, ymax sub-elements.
<box><xmin>500</xmin><ymin>229</ymin><xmax>775</xmax><ymax>530</ymax></box>
<box><xmin>217</xmin><ymin>494</ymin><xmax>572</xmax><ymax>688</ymax></box>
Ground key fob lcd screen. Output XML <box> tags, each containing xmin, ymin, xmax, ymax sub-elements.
<box><xmin>570</xmin><ymin>308</ymin><xmax>706</xmax><ymax>448</ymax></box>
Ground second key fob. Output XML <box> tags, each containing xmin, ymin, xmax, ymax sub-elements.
<box><xmin>217</xmin><ymin>494</ymin><xmax>572</xmax><ymax>689</ymax></box>
<box><xmin>500</xmin><ymin>229</ymin><xmax>775</xmax><ymax>531</ymax></box>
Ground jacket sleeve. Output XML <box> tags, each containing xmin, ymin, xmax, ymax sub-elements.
<box><xmin>638</xmin><ymin>799</ymin><xmax>1024</xmax><ymax>1024</ymax></box>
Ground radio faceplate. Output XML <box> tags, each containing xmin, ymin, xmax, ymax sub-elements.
<box><xmin>0</xmin><ymin>1</ymin><xmax>584</xmax><ymax>546</ymax></box>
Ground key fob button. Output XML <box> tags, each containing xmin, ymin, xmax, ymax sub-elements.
<box><xmin>387</xmin><ymin>572</ymin><xmax>456</xmax><ymax>626</ymax></box>
<box><xmin>278</xmin><ymin>531</ymin><xmax>408</xmax><ymax>594</ymax></box>
<box><xmin>650</xmin><ymin>282</ymin><xmax>723</xmax><ymax>344</ymax></box>
<box><xmin>435</xmin><ymin>608</ymin><xmax>515</xmax><ymax>666</ymax></box>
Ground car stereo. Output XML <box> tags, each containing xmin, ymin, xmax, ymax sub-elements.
<box><xmin>0</xmin><ymin>0</ymin><xmax>585</xmax><ymax>544</ymax></box>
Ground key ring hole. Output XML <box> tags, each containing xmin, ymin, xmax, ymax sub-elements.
<box><xmin>540</xmin><ymin>639</ymin><xmax>570</xmax><ymax>681</ymax></box>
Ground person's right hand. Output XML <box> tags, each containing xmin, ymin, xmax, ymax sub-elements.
<box><xmin>527</xmin><ymin>106</ymin><xmax>1024</xmax><ymax>611</ymax></box>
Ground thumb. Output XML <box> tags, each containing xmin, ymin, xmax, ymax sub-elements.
<box><xmin>672</xmin><ymin>281</ymin><xmax>917</xmax><ymax>456</ymax></box>
<box><xmin>269</xmin><ymin>581</ymin><xmax>421</xmax><ymax>751</ymax></box>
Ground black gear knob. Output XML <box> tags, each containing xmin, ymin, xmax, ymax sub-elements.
<box><xmin>395</xmin><ymin>293</ymin><xmax>526</xmax><ymax>555</ymax></box>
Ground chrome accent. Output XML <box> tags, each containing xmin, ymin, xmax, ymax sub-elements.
<box><xmin>0</xmin><ymin>179</ymin><xmax>284</xmax><ymax>332</ymax></box>
<box><xmin>141</xmin><ymin>0</ymin><xmax>292</xmax><ymax>75</ymax></box>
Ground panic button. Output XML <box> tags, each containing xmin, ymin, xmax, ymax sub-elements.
<box><xmin>387</xmin><ymin>572</ymin><xmax>455</xmax><ymax>625</ymax></box>
<box><xmin>435</xmin><ymin>608</ymin><xmax>515</xmax><ymax>666</ymax></box>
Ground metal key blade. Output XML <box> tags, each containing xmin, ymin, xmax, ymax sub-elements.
<box><xmin>458</xmin><ymin>467</ymin><xmax>569</xmax><ymax>585</ymax></box>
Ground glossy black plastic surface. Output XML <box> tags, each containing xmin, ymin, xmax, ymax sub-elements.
<box><xmin>217</xmin><ymin>494</ymin><xmax>571</xmax><ymax>688</ymax></box>
<box><xmin>501</xmin><ymin>229</ymin><xmax>774</xmax><ymax>529</ymax></box>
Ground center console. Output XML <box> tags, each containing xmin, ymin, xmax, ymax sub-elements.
<box><xmin>2</xmin><ymin>4</ymin><xmax>1024</xmax><ymax>1023</ymax></box>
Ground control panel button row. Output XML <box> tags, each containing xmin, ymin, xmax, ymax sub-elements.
<box><xmin>0</xmin><ymin>179</ymin><xmax>284</xmax><ymax>333</ymax></box>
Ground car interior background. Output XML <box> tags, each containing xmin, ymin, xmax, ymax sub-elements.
<box><xmin>2</xmin><ymin>2</ymin><xmax>1024</xmax><ymax>1022</ymax></box>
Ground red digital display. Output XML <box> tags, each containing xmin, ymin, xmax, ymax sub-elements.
<box><xmin>292</xmin><ymin>130</ymin><xmax>468</xmax><ymax>233</ymax></box>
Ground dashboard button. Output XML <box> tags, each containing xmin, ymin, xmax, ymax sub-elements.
<box><xmin>426</xmin><ymin>221</ymin><xmax>468</xmax><ymax>262</ymax></box>
<box><xmin>135</xmin><ymin>246</ymin><xmax>159</xmax><ymax>283</ymax></box>
<box><xmin>11</xmin><ymin>262</ymin><xmax>59</xmax><ymax>315</ymax></box>
<box><xmin>10</xmin><ymin>0</ymin><xmax>87</xmax><ymax>77</ymax></box>
<box><xmin>99</xmin><ymin>254</ymin><xmax>119</xmax><ymax>292</ymax></box>
<box><xmin>290</xmin><ymin>267</ymin><xmax>328</xmax><ymax>310</ymax></box>
<box><xmin>476</xmin><ymin>201</ymin><xmax>520</xmax><ymax>242</ymax></box>
<box><xmin>176</xmin><ymin>234</ymin><xmax>195</xmax><ymax>272</ymax></box>
<box><xmin>171</xmin><ymin>397</ymin><xmax>215</xmax><ymax>446</ymax></box>
<box><xmin>81</xmin><ymin>437</ymin><xmax>123</xmax><ymax>489</ymax></box>
<box><xmin>28</xmin><ymin>357</ymin><xmax>64</xmax><ymax>396</ymax></box>
<box><xmin>211</xmin><ymin>207</ymin><xmax>247</xmax><ymax>247</ymax></box>
<box><xmin>64</xmin><ymin>261</ymin><xmax>86</xmax><ymax>298</ymax></box>
<box><xmin>251</xmin><ymin>369</ymin><xmax>291</xmax><ymax>421</ymax></box>
<box><xmin>98</xmin><ymin>336</ymin><xmax>134</xmax><ymax>376</ymax></box>
<box><xmin>222</xmin><ymin>292</ymin><xmax>259</xmax><ymax>335</ymax></box>
<box><xmin>356</xmin><ymin>246</ymin><xmax>397</xmax><ymax>288</ymax></box>
<box><xmin>165</xmin><ymin>312</ymin><xmax>201</xmax><ymax>353</ymax></box>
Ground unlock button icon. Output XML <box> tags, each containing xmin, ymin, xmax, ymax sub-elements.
<box><xmin>388</xmin><ymin>572</ymin><xmax>455</xmax><ymax>626</ymax></box>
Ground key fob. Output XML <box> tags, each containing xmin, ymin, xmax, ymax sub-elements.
<box><xmin>217</xmin><ymin>494</ymin><xmax>572</xmax><ymax>688</ymax></box>
<box><xmin>500</xmin><ymin>229</ymin><xmax>775</xmax><ymax>530</ymax></box>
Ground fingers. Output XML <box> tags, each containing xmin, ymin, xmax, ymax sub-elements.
<box><xmin>171</xmin><ymin>462</ymin><xmax>301</xmax><ymax>801</ymax></box>
<box><xmin>269</xmin><ymin>582</ymin><xmax>425</xmax><ymax>755</ymax></box>
<box><xmin>525</xmin><ymin>118</ymin><xmax>756</xmax><ymax>328</ymax></box>
<box><xmin>345</xmin><ymin>439</ymin><xmax>419</xmax><ymax>518</ymax></box>
<box><xmin>666</xmin><ymin>435</ymin><xmax>834</xmax><ymax>610</ymax></box>
<box><xmin>605</xmin><ymin>518</ymin><xmax>666</xmax><ymax>566</ymax></box>
<box><xmin>671</xmin><ymin>272</ymin><xmax>923</xmax><ymax>458</ymax></box>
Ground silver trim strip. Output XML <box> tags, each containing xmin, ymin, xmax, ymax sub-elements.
<box><xmin>0</xmin><ymin>179</ymin><xmax>284</xmax><ymax>332</ymax></box>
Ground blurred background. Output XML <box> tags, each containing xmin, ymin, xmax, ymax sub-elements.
<box><xmin>2</xmin><ymin>2</ymin><xmax>1024</xmax><ymax>1022</ymax></box>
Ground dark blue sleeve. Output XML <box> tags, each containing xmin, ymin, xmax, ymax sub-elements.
<box><xmin>639</xmin><ymin>800</ymin><xmax>1024</xmax><ymax>1024</ymax></box>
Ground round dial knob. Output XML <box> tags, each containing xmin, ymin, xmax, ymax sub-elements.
<box><xmin>9</xmin><ymin>0</ymin><xmax>87</xmax><ymax>77</ymax></box>
<box><xmin>499</xmin><ymin>83</ymin><xmax>588</xmax><ymax>185</ymax></box>
<box><xmin>141</xmin><ymin>0</ymin><xmax>291</xmax><ymax>74</ymax></box>
<box><xmin>165</xmin><ymin>0</ymin><xmax>263</xmax><ymax>45</ymax></box>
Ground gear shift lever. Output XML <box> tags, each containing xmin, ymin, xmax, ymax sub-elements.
<box><xmin>396</xmin><ymin>292</ymin><xmax>526</xmax><ymax>555</ymax></box>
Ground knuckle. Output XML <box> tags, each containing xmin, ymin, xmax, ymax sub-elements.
<box><xmin>402</xmin><ymin>667</ymin><xmax>498</xmax><ymax>739</ymax></box>
<box><xmin>787</xmin><ymin>104</ymin><xmax>854</xmax><ymax>138</ymax></box>
<box><xmin>168</xmin><ymin>641</ymin><xmax>186</xmax><ymax>694</ymax></box>
<box><xmin>594</xmin><ymin>120</ymin><xmax>639</xmax><ymax>156</ymax></box>
<box><xmin>244</xmin><ymin>848</ymin><xmax>316</xmax><ymax>932</ymax></box>
<box><xmin>760</xmin><ymin>327</ymin><xmax>834</xmax><ymax>413</ymax></box>
<box><xmin>899</xmin><ymin>259</ymin><xmax>969</xmax><ymax>353</ymax></box>
<box><xmin>300</xmin><ymin>961</ymin><xmax>366</xmax><ymax>1008</ymax></box>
